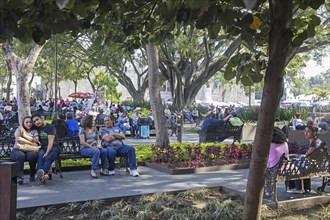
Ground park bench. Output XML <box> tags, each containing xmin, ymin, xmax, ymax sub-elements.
<box><xmin>199</xmin><ymin>121</ymin><xmax>244</xmax><ymax>143</ymax></box>
<box><xmin>54</xmin><ymin>137</ymin><xmax>129</xmax><ymax>178</ymax></box>
<box><xmin>0</xmin><ymin>136</ymin><xmax>129</xmax><ymax>178</ymax></box>
<box><xmin>264</xmin><ymin>141</ymin><xmax>330</xmax><ymax>204</ymax></box>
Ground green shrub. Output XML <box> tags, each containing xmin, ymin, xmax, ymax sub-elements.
<box><xmin>238</xmin><ymin>106</ymin><xmax>316</xmax><ymax>123</ymax></box>
<box><xmin>120</xmin><ymin>101</ymin><xmax>150</xmax><ymax>110</ymax></box>
<box><xmin>238</xmin><ymin>106</ymin><xmax>259</xmax><ymax>123</ymax></box>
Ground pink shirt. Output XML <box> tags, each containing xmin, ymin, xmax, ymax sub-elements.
<box><xmin>267</xmin><ymin>142</ymin><xmax>289</xmax><ymax>168</ymax></box>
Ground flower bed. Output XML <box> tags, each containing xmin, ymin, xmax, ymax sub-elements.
<box><xmin>148</xmin><ymin>143</ymin><xmax>253</xmax><ymax>174</ymax></box>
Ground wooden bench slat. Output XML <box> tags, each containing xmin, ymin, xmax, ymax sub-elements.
<box><xmin>199</xmin><ymin>121</ymin><xmax>244</xmax><ymax>143</ymax></box>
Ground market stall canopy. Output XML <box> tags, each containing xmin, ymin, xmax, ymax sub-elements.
<box><xmin>68</xmin><ymin>92</ymin><xmax>94</xmax><ymax>99</ymax></box>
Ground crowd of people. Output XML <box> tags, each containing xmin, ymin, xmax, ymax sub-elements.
<box><xmin>290</xmin><ymin>111</ymin><xmax>330</xmax><ymax>132</ymax></box>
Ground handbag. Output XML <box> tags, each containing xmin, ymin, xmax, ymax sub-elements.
<box><xmin>17</xmin><ymin>144</ymin><xmax>40</xmax><ymax>152</ymax></box>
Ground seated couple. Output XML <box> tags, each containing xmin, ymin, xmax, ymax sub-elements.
<box><xmin>10</xmin><ymin>114</ymin><xmax>60</xmax><ymax>185</ymax></box>
<box><xmin>79</xmin><ymin>115</ymin><xmax>139</xmax><ymax>178</ymax></box>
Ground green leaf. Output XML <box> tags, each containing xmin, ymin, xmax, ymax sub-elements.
<box><xmin>241</xmin><ymin>75</ymin><xmax>253</xmax><ymax>86</ymax></box>
<box><xmin>219</xmin><ymin>9</ymin><xmax>235</xmax><ymax>25</ymax></box>
<box><xmin>228</xmin><ymin>55</ymin><xmax>240</xmax><ymax>67</ymax></box>
<box><xmin>306</xmin><ymin>26</ymin><xmax>316</xmax><ymax>38</ymax></box>
<box><xmin>292</xmin><ymin>31</ymin><xmax>307</xmax><ymax>47</ymax></box>
<box><xmin>64</xmin><ymin>0</ymin><xmax>75</xmax><ymax>10</ymax></box>
<box><xmin>310</xmin><ymin>0</ymin><xmax>325</xmax><ymax>10</ymax></box>
<box><xmin>224</xmin><ymin>68</ymin><xmax>236</xmax><ymax>81</ymax></box>
<box><xmin>167</xmin><ymin>0</ymin><xmax>180</xmax><ymax>17</ymax></box>
<box><xmin>187</xmin><ymin>0</ymin><xmax>209</xmax><ymax>9</ymax></box>
<box><xmin>250</xmin><ymin>72</ymin><xmax>263</xmax><ymax>83</ymax></box>
<box><xmin>23</xmin><ymin>0</ymin><xmax>34</xmax><ymax>5</ymax></box>
<box><xmin>208</xmin><ymin>22</ymin><xmax>221</xmax><ymax>39</ymax></box>
<box><xmin>195</xmin><ymin>14</ymin><xmax>210</xmax><ymax>29</ymax></box>
<box><xmin>309</xmin><ymin>15</ymin><xmax>321</xmax><ymax>26</ymax></box>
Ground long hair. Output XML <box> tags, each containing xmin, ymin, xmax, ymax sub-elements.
<box><xmin>22</xmin><ymin>116</ymin><xmax>33</xmax><ymax>131</ymax></box>
<box><xmin>305</xmin><ymin>124</ymin><xmax>318</xmax><ymax>136</ymax></box>
<box><xmin>272</xmin><ymin>127</ymin><xmax>287</xmax><ymax>144</ymax></box>
<box><xmin>80</xmin><ymin>115</ymin><xmax>93</xmax><ymax>129</ymax></box>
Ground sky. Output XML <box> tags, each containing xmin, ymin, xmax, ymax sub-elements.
<box><xmin>302</xmin><ymin>47</ymin><xmax>330</xmax><ymax>78</ymax></box>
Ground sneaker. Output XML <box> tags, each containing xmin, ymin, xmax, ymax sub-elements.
<box><xmin>36</xmin><ymin>169</ymin><xmax>45</xmax><ymax>180</ymax></box>
<box><xmin>130</xmin><ymin>169</ymin><xmax>139</xmax><ymax>177</ymax></box>
<box><xmin>40</xmin><ymin>174</ymin><xmax>49</xmax><ymax>185</ymax></box>
<box><xmin>287</xmin><ymin>188</ymin><xmax>304</xmax><ymax>194</ymax></box>
<box><xmin>100</xmin><ymin>169</ymin><xmax>110</xmax><ymax>176</ymax></box>
<box><xmin>305</xmin><ymin>189</ymin><xmax>316</xmax><ymax>194</ymax></box>
<box><xmin>109</xmin><ymin>170</ymin><xmax>115</xmax><ymax>176</ymax></box>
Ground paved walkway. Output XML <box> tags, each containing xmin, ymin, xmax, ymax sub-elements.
<box><xmin>17</xmin><ymin>166</ymin><xmax>328</xmax><ymax>209</ymax></box>
<box><xmin>16</xmin><ymin>127</ymin><xmax>329</xmax><ymax>210</ymax></box>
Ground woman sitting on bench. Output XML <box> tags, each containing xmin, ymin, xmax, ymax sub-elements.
<box><xmin>288</xmin><ymin>124</ymin><xmax>322</xmax><ymax>193</ymax></box>
<box><xmin>79</xmin><ymin>115</ymin><xmax>109</xmax><ymax>178</ymax></box>
<box><xmin>267</xmin><ymin>127</ymin><xmax>289</xmax><ymax>169</ymax></box>
<box><xmin>10</xmin><ymin>116</ymin><xmax>40</xmax><ymax>185</ymax></box>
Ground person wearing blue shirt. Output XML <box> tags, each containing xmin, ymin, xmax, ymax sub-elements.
<box><xmin>116</xmin><ymin>111</ymin><xmax>130</xmax><ymax>134</ymax></box>
<box><xmin>200</xmin><ymin>113</ymin><xmax>232</xmax><ymax>132</ymax></box>
<box><xmin>101</xmin><ymin>116</ymin><xmax>139</xmax><ymax>177</ymax></box>
<box><xmin>65</xmin><ymin>112</ymin><xmax>79</xmax><ymax>137</ymax></box>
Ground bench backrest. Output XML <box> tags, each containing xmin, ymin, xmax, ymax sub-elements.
<box><xmin>278</xmin><ymin>142</ymin><xmax>329</xmax><ymax>179</ymax></box>
<box><xmin>0</xmin><ymin>139</ymin><xmax>14</xmax><ymax>158</ymax></box>
<box><xmin>58</xmin><ymin>137</ymin><xmax>81</xmax><ymax>155</ymax></box>
<box><xmin>204</xmin><ymin>121</ymin><xmax>244</xmax><ymax>142</ymax></box>
<box><xmin>0</xmin><ymin>136</ymin><xmax>82</xmax><ymax>159</ymax></box>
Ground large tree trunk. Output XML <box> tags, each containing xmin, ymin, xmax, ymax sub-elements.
<box><xmin>2</xmin><ymin>40</ymin><xmax>44</xmax><ymax>124</ymax></box>
<box><xmin>5</xmin><ymin>70</ymin><xmax>12</xmax><ymax>101</ymax></box>
<box><xmin>243</xmin><ymin>1</ymin><xmax>292</xmax><ymax>219</ymax></box>
<box><xmin>113</xmin><ymin>68</ymin><xmax>148</xmax><ymax>103</ymax></box>
<box><xmin>160</xmin><ymin>37</ymin><xmax>241</xmax><ymax>109</ymax></box>
<box><xmin>146</xmin><ymin>43</ymin><xmax>169</xmax><ymax>146</ymax></box>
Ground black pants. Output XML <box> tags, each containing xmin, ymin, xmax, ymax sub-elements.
<box><xmin>286</xmin><ymin>179</ymin><xmax>311</xmax><ymax>191</ymax></box>
<box><xmin>10</xmin><ymin>149</ymin><xmax>38</xmax><ymax>178</ymax></box>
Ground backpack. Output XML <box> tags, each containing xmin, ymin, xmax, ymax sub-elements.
<box><xmin>229</xmin><ymin>117</ymin><xmax>243</xmax><ymax>126</ymax></box>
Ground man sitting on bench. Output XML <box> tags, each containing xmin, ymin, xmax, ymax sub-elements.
<box><xmin>100</xmin><ymin>116</ymin><xmax>139</xmax><ymax>177</ymax></box>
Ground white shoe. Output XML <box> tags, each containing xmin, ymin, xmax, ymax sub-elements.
<box><xmin>109</xmin><ymin>170</ymin><xmax>115</xmax><ymax>176</ymax></box>
<box><xmin>287</xmin><ymin>189</ymin><xmax>304</xmax><ymax>194</ymax></box>
<box><xmin>130</xmin><ymin>169</ymin><xmax>139</xmax><ymax>177</ymax></box>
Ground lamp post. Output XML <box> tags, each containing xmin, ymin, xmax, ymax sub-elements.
<box><xmin>54</xmin><ymin>35</ymin><xmax>58</xmax><ymax>113</ymax></box>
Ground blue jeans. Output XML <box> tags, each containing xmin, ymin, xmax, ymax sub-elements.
<box><xmin>130</xmin><ymin>124</ymin><xmax>139</xmax><ymax>137</ymax></box>
<box><xmin>118</xmin><ymin>124</ymin><xmax>127</xmax><ymax>134</ymax></box>
<box><xmin>105</xmin><ymin>145</ymin><xmax>137</xmax><ymax>171</ymax></box>
<box><xmin>183</xmin><ymin>113</ymin><xmax>193</xmax><ymax>123</ymax></box>
<box><xmin>80</xmin><ymin>147</ymin><xmax>109</xmax><ymax>170</ymax></box>
<box><xmin>37</xmin><ymin>146</ymin><xmax>60</xmax><ymax>173</ymax></box>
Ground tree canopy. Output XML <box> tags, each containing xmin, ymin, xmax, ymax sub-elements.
<box><xmin>1</xmin><ymin>1</ymin><xmax>329</xmax><ymax>219</ymax></box>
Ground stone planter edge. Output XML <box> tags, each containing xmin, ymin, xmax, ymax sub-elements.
<box><xmin>145</xmin><ymin>161</ymin><xmax>250</xmax><ymax>175</ymax></box>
